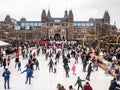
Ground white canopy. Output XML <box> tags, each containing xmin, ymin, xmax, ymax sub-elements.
<box><xmin>0</xmin><ymin>40</ymin><xmax>10</xmax><ymax>47</ymax></box>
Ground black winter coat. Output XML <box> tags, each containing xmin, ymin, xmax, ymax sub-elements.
<box><xmin>109</xmin><ymin>79</ymin><xmax>120</xmax><ymax>90</ymax></box>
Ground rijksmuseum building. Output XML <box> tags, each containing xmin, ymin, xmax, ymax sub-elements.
<box><xmin>0</xmin><ymin>10</ymin><xmax>117</xmax><ymax>42</ymax></box>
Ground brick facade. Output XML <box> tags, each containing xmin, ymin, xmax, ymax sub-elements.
<box><xmin>0</xmin><ymin>10</ymin><xmax>117</xmax><ymax>42</ymax></box>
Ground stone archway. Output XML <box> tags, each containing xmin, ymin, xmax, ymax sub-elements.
<box><xmin>54</xmin><ymin>33</ymin><xmax>61</xmax><ymax>40</ymax></box>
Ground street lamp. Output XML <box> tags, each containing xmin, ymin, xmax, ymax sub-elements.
<box><xmin>105</xmin><ymin>23</ymin><xmax>110</xmax><ymax>54</ymax></box>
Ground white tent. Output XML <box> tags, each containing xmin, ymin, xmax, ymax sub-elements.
<box><xmin>0</xmin><ymin>40</ymin><xmax>10</xmax><ymax>47</ymax></box>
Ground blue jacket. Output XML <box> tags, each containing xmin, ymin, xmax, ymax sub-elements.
<box><xmin>2</xmin><ymin>71</ymin><xmax>11</xmax><ymax>80</ymax></box>
<box><xmin>21</xmin><ymin>69</ymin><xmax>33</xmax><ymax>77</ymax></box>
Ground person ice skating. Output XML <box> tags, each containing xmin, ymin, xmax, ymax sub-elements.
<box><xmin>57</xmin><ymin>83</ymin><xmax>62</xmax><ymax>90</ymax></box>
<box><xmin>33</xmin><ymin>52</ymin><xmax>36</xmax><ymax>58</ymax></box>
<box><xmin>35</xmin><ymin>60</ymin><xmax>40</xmax><ymax>70</ymax></box>
<box><xmin>3</xmin><ymin>58</ymin><xmax>7</xmax><ymax>69</ymax></box>
<box><xmin>21</xmin><ymin>67</ymin><xmax>33</xmax><ymax>84</ymax></box>
<box><xmin>15</xmin><ymin>57</ymin><xmax>19</xmax><ymax>68</ymax></box>
<box><xmin>67</xmin><ymin>52</ymin><xmax>71</xmax><ymax>63</ymax></box>
<box><xmin>57</xmin><ymin>83</ymin><xmax>66</xmax><ymax>90</ymax></box>
<box><xmin>65</xmin><ymin>64</ymin><xmax>70</xmax><ymax>78</ymax></box>
<box><xmin>2</xmin><ymin>68</ymin><xmax>11</xmax><ymax>89</ymax></box>
<box><xmin>63</xmin><ymin>56</ymin><xmax>68</xmax><ymax>69</ymax></box>
<box><xmin>82</xmin><ymin>56</ymin><xmax>87</xmax><ymax>72</ymax></box>
<box><xmin>22</xmin><ymin>49</ymin><xmax>25</xmax><ymax>59</ymax></box>
<box><xmin>74</xmin><ymin>76</ymin><xmax>85</xmax><ymax>90</ymax></box>
<box><xmin>45</xmin><ymin>52</ymin><xmax>49</xmax><ymax>60</ymax></box>
<box><xmin>18</xmin><ymin>61</ymin><xmax>21</xmax><ymax>71</ymax></box>
<box><xmin>0</xmin><ymin>51</ymin><xmax>3</xmax><ymax>67</ymax></box>
<box><xmin>37</xmin><ymin>48</ymin><xmax>40</xmax><ymax>56</ymax></box>
<box><xmin>16</xmin><ymin>50</ymin><xmax>19</xmax><ymax>57</ymax></box>
<box><xmin>69</xmin><ymin>85</ymin><xmax>75</xmax><ymax>90</ymax></box>
<box><xmin>55</xmin><ymin>52</ymin><xmax>60</xmax><ymax>63</ymax></box>
<box><xmin>48</xmin><ymin>59</ymin><xmax>54</xmax><ymax>73</ymax></box>
<box><xmin>54</xmin><ymin>61</ymin><xmax>57</xmax><ymax>73</ymax></box>
<box><xmin>83</xmin><ymin>82</ymin><xmax>93</xmax><ymax>90</ymax></box>
<box><xmin>85</xmin><ymin>62</ymin><xmax>93</xmax><ymax>81</ymax></box>
<box><xmin>7</xmin><ymin>56</ymin><xmax>11</xmax><ymax>67</ymax></box>
<box><xmin>71</xmin><ymin>64</ymin><xmax>76</xmax><ymax>75</ymax></box>
<box><xmin>75</xmin><ymin>55</ymin><xmax>78</xmax><ymax>64</ymax></box>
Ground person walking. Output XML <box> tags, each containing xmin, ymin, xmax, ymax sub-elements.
<box><xmin>83</xmin><ymin>82</ymin><xmax>93</xmax><ymax>90</ymax></box>
<box><xmin>21</xmin><ymin>67</ymin><xmax>33</xmax><ymax>84</ymax></box>
<box><xmin>74</xmin><ymin>76</ymin><xmax>85</xmax><ymax>90</ymax></box>
<box><xmin>2</xmin><ymin>68</ymin><xmax>11</xmax><ymax>89</ymax></box>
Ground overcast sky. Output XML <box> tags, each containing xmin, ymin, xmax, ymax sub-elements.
<box><xmin>0</xmin><ymin>0</ymin><xmax>120</xmax><ymax>28</ymax></box>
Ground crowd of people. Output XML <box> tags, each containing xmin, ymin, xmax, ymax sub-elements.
<box><xmin>1</xmin><ymin>41</ymin><xmax>120</xmax><ymax>90</ymax></box>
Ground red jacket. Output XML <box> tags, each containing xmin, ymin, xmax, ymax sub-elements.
<box><xmin>33</xmin><ymin>52</ymin><xmax>36</xmax><ymax>57</ymax></box>
<box><xmin>71</xmin><ymin>65</ymin><xmax>76</xmax><ymax>72</ymax></box>
<box><xmin>75</xmin><ymin>56</ymin><xmax>78</xmax><ymax>61</ymax></box>
<box><xmin>83</xmin><ymin>85</ymin><xmax>93</xmax><ymax>90</ymax></box>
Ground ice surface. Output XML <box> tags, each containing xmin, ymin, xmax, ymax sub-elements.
<box><xmin>0</xmin><ymin>50</ymin><xmax>113</xmax><ymax>90</ymax></box>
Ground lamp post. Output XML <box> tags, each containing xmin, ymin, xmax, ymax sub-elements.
<box><xmin>105</xmin><ymin>23</ymin><xmax>110</xmax><ymax>54</ymax></box>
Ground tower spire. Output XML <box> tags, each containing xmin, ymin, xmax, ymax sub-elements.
<box><xmin>103</xmin><ymin>10</ymin><xmax>110</xmax><ymax>24</ymax></box>
<box><xmin>41</xmin><ymin>9</ymin><xmax>47</xmax><ymax>23</ymax></box>
<box><xmin>47</xmin><ymin>9</ymin><xmax>51</xmax><ymax>18</ymax></box>
<box><xmin>103</xmin><ymin>10</ymin><xmax>110</xmax><ymax>18</ymax></box>
<box><xmin>41</xmin><ymin>9</ymin><xmax>46</xmax><ymax>17</ymax></box>
<box><xmin>69</xmin><ymin>10</ymin><xmax>73</xmax><ymax>17</ymax></box>
<box><xmin>64</xmin><ymin>10</ymin><xmax>68</xmax><ymax>18</ymax></box>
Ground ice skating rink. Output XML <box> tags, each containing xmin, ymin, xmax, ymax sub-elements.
<box><xmin>0</xmin><ymin>50</ymin><xmax>114</xmax><ymax>90</ymax></box>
